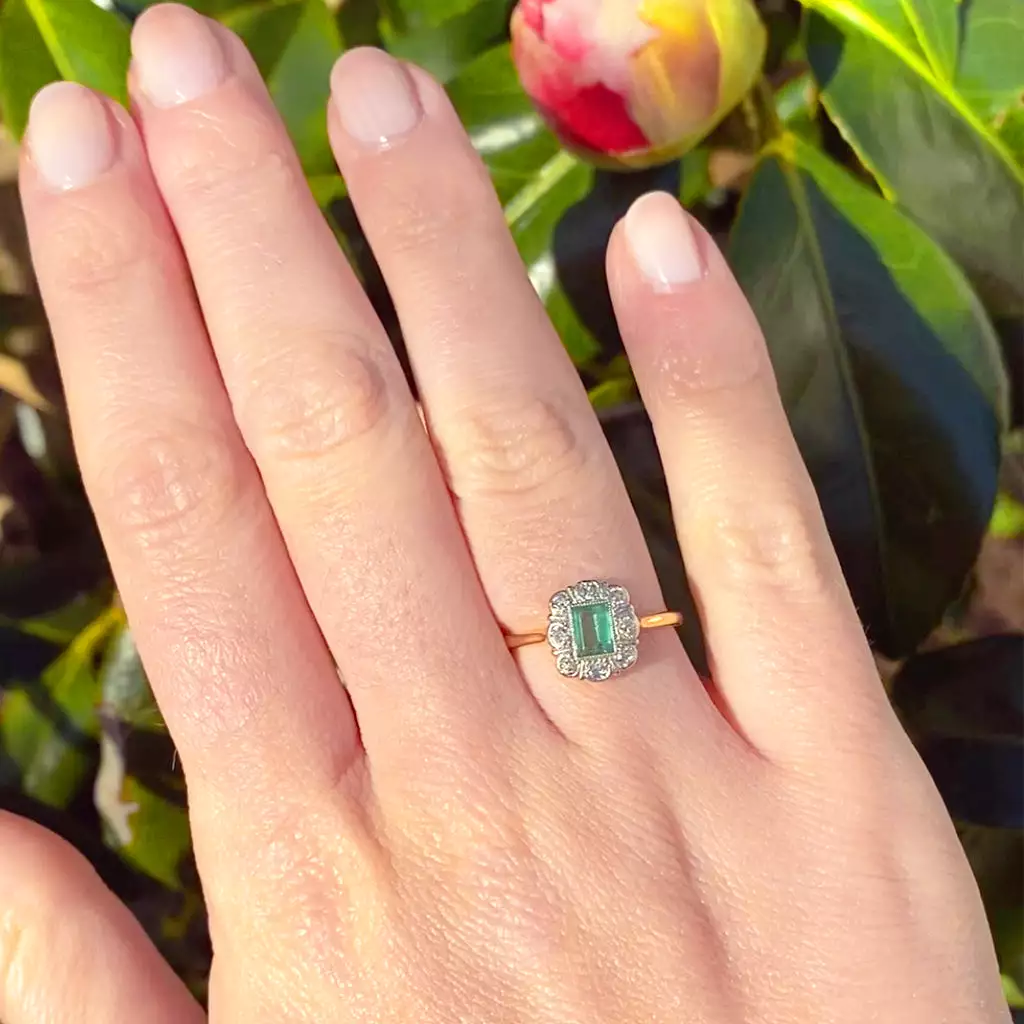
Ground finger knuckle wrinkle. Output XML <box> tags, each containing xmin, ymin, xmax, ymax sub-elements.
<box><xmin>444</xmin><ymin>397</ymin><xmax>585</xmax><ymax>500</ymax></box>
<box><xmin>91</xmin><ymin>423</ymin><xmax>243</xmax><ymax>547</ymax></box>
<box><xmin>244</xmin><ymin>344</ymin><xmax>391</xmax><ymax>464</ymax></box>
<box><xmin>714</xmin><ymin>504</ymin><xmax>833</xmax><ymax>600</ymax></box>
<box><xmin>57</xmin><ymin>200</ymin><xmax>153</xmax><ymax>295</ymax></box>
<box><xmin>166</xmin><ymin>112</ymin><xmax>299</xmax><ymax>204</ymax></box>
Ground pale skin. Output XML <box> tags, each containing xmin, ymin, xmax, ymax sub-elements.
<box><xmin>2</xmin><ymin>4</ymin><xmax>1008</xmax><ymax>1022</ymax></box>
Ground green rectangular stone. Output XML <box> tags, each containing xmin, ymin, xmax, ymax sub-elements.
<box><xmin>571</xmin><ymin>602</ymin><xmax>616</xmax><ymax>658</ymax></box>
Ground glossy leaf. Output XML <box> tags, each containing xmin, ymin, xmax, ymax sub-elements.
<box><xmin>893</xmin><ymin>635</ymin><xmax>1023</xmax><ymax>827</ymax></box>
<box><xmin>902</xmin><ymin>0</ymin><xmax>959</xmax><ymax>81</ymax></box>
<box><xmin>225</xmin><ymin>0</ymin><xmax>343</xmax><ymax>174</ymax></box>
<box><xmin>389</xmin><ymin>0</ymin><xmax>483</xmax><ymax>31</ymax></box>
<box><xmin>802</xmin><ymin>2</ymin><xmax>1024</xmax><ymax>315</ymax></box>
<box><xmin>729</xmin><ymin>134</ymin><xmax>1007</xmax><ymax>656</ymax></box>
<box><xmin>956</xmin><ymin>0</ymin><xmax>1024</xmax><ymax>122</ymax></box>
<box><xmin>95</xmin><ymin>625</ymin><xmax>192</xmax><ymax>890</ymax></box>
<box><xmin>448</xmin><ymin>45</ymin><xmax>599</xmax><ymax>364</ymax></box>
<box><xmin>388</xmin><ymin>0</ymin><xmax>510</xmax><ymax>85</ymax></box>
<box><xmin>0</xmin><ymin>0</ymin><xmax>131</xmax><ymax>138</ymax></box>
<box><xmin>0</xmin><ymin>607</ymin><xmax>117</xmax><ymax>806</ymax></box>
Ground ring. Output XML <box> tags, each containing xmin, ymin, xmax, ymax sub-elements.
<box><xmin>505</xmin><ymin>579</ymin><xmax>682</xmax><ymax>681</ymax></box>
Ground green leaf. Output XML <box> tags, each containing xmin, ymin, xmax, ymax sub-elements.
<box><xmin>447</xmin><ymin>44</ymin><xmax>558</xmax><ymax>203</ymax></box>
<box><xmin>389</xmin><ymin>0</ymin><xmax>483</xmax><ymax>32</ymax></box>
<box><xmin>0</xmin><ymin>0</ymin><xmax>131</xmax><ymax>139</ymax></box>
<box><xmin>729</xmin><ymin>134</ymin><xmax>1007</xmax><ymax>656</ymax></box>
<box><xmin>956</xmin><ymin>0</ymin><xmax>1024</xmax><ymax>121</ymax></box>
<box><xmin>0</xmin><ymin>607</ymin><xmax>117</xmax><ymax>806</ymax></box>
<box><xmin>225</xmin><ymin>0</ymin><xmax>343</xmax><ymax>174</ymax></box>
<box><xmin>802</xmin><ymin>2</ymin><xmax>1024</xmax><ymax>315</ymax></box>
<box><xmin>446</xmin><ymin>44</ymin><xmax>599</xmax><ymax>365</ymax></box>
<box><xmin>95</xmin><ymin>625</ymin><xmax>192</xmax><ymax>891</ymax></box>
<box><xmin>307</xmin><ymin>172</ymin><xmax>348</xmax><ymax>208</ymax></box>
<box><xmin>900</xmin><ymin>0</ymin><xmax>959</xmax><ymax>80</ymax></box>
<box><xmin>387</xmin><ymin>0</ymin><xmax>510</xmax><ymax>85</ymax></box>
<box><xmin>505</xmin><ymin>151</ymin><xmax>599</xmax><ymax>366</ymax></box>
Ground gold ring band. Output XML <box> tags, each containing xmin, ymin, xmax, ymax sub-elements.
<box><xmin>506</xmin><ymin>611</ymin><xmax>682</xmax><ymax>650</ymax></box>
<box><xmin>505</xmin><ymin>579</ymin><xmax>681</xmax><ymax>681</ymax></box>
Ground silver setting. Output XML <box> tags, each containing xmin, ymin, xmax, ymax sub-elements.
<box><xmin>546</xmin><ymin>579</ymin><xmax>640</xmax><ymax>681</ymax></box>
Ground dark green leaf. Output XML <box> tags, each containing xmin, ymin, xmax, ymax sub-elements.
<box><xmin>960</xmin><ymin>825</ymin><xmax>1024</xmax><ymax>991</ymax></box>
<box><xmin>729</xmin><ymin>134</ymin><xmax>1007</xmax><ymax>656</ymax></box>
<box><xmin>225</xmin><ymin>0</ymin><xmax>342</xmax><ymax>174</ymax></box>
<box><xmin>803</xmin><ymin>3</ymin><xmax>1024</xmax><ymax>314</ymax></box>
<box><xmin>0</xmin><ymin>624</ymin><xmax>62</xmax><ymax>683</ymax></box>
<box><xmin>956</xmin><ymin>0</ymin><xmax>1024</xmax><ymax>122</ymax></box>
<box><xmin>0</xmin><ymin>0</ymin><xmax>131</xmax><ymax>138</ymax></box>
<box><xmin>388</xmin><ymin>0</ymin><xmax>510</xmax><ymax>85</ymax></box>
<box><xmin>893</xmin><ymin>635</ymin><xmax>1023</xmax><ymax>827</ymax></box>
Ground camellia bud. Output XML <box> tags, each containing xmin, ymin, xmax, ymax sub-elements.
<box><xmin>511</xmin><ymin>0</ymin><xmax>767</xmax><ymax>168</ymax></box>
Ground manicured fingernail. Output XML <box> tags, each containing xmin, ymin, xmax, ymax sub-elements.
<box><xmin>624</xmin><ymin>192</ymin><xmax>704</xmax><ymax>290</ymax></box>
<box><xmin>331</xmin><ymin>48</ymin><xmax>422</xmax><ymax>149</ymax></box>
<box><xmin>28</xmin><ymin>82</ymin><xmax>115</xmax><ymax>191</ymax></box>
<box><xmin>132</xmin><ymin>4</ymin><xmax>227</xmax><ymax>107</ymax></box>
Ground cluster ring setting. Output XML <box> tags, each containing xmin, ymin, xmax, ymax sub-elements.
<box><xmin>504</xmin><ymin>579</ymin><xmax>681</xmax><ymax>682</ymax></box>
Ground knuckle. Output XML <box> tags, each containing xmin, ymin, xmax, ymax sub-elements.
<box><xmin>711</xmin><ymin>499</ymin><xmax>836</xmax><ymax>601</ymax></box>
<box><xmin>87</xmin><ymin>418</ymin><xmax>246</xmax><ymax>551</ymax></box>
<box><xmin>240</xmin><ymin>339</ymin><xmax>391</xmax><ymax>466</ymax></box>
<box><xmin>164</xmin><ymin>110</ymin><xmax>299</xmax><ymax>205</ymax></box>
<box><xmin>55</xmin><ymin>197</ymin><xmax>155</xmax><ymax>297</ymax></box>
<box><xmin>442</xmin><ymin>396</ymin><xmax>587</xmax><ymax>501</ymax></box>
<box><xmin>378</xmin><ymin>168</ymin><xmax>491</xmax><ymax>259</ymax></box>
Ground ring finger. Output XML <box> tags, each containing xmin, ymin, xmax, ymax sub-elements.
<box><xmin>328</xmin><ymin>50</ymin><xmax>720</xmax><ymax>743</ymax></box>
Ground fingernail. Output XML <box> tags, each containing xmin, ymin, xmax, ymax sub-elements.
<box><xmin>28</xmin><ymin>82</ymin><xmax>115</xmax><ymax>191</ymax></box>
<box><xmin>132</xmin><ymin>4</ymin><xmax>227</xmax><ymax>107</ymax></box>
<box><xmin>624</xmin><ymin>192</ymin><xmax>704</xmax><ymax>291</ymax></box>
<box><xmin>331</xmin><ymin>48</ymin><xmax>422</xmax><ymax>149</ymax></box>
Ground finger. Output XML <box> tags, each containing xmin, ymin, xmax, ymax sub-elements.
<box><xmin>0</xmin><ymin>813</ymin><xmax>203</xmax><ymax>1024</ymax></box>
<box><xmin>328</xmin><ymin>50</ymin><xmax>716</xmax><ymax>739</ymax></box>
<box><xmin>127</xmin><ymin>5</ymin><xmax>535</xmax><ymax>763</ymax></box>
<box><xmin>20</xmin><ymin>82</ymin><xmax>358</xmax><ymax>802</ymax></box>
<box><xmin>607</xmin><ymin>192</ymin><xmax>891</xmax><ymax>761</ymax></box>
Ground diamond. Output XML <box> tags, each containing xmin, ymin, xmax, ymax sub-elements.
<box><xmin>615</xmin><ymin>612</ymin><xmax>639</xmax><ymax>640</ymax></box>
<box><xmin>612</xmin><ymin>646</ymin><xmax>638</xmax><ymax>671</ymax></box>
<box><xmin>547</xmin><ymin>622</ymin><xmax>571</xmax><ymax>649</ymax></box>
<box><xmin>555</xmin><ymin>652</ymin><xmax>578</xmax><ymax>677</ymax></box>
<box><xmin>581</xmin><ymin>657</ymin><xmax>613</xmax><ymax>682</ymax></box>
<box><xmin>571</xmin><ymin>602</ymin><xmax>616</xmax><ymax>658</ymax></box>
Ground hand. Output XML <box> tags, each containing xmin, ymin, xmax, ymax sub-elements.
<box><xmin>4</xmin><ymin>4</ymin><xmax>1007</xmax><ymax>1022</ymax></box>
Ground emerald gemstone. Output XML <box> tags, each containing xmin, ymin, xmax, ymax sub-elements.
<box><xmin>571</xmin><ymin>602</ymin><xmax>616</xmax><ymax>658</ymax></box>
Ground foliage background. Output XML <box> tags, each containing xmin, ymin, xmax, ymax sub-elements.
<box><xmin>0</xmin><ymin>0</ymin><xmax>1020</xmax><ymax>1011</ymax></box>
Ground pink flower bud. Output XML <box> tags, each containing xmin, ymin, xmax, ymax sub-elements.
<box><xmin>511</xmin><ymin>0</ymin><xmax>766</xmax><ymax>168</ymax></box>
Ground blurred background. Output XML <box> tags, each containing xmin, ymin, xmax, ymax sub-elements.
<box><xmin>0</xmin><ymin>0</ymin><xmax>1020</xmax><ymax>1010</ymax></box>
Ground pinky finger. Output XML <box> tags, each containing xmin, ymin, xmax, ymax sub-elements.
<box><xmin>0</xmin><ymin>813</ymin><xmax>203</xmax><ymax>1024</ymax></box>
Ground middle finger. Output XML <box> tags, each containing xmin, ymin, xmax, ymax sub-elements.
<box><xmin>128</xmin><ymin>5</ymin><xmax>536</xmax><ymax>762</ymax></box>
<box><xmin>328</xmin><ymin>49</ymin><xmax>709</xmax><ymax>737</ymax></box>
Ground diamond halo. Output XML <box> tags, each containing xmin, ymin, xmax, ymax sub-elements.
<box><xmin>546</xmin><ymin>580</ymin><xmax>641</xmax><ymax>681</ymax></box>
